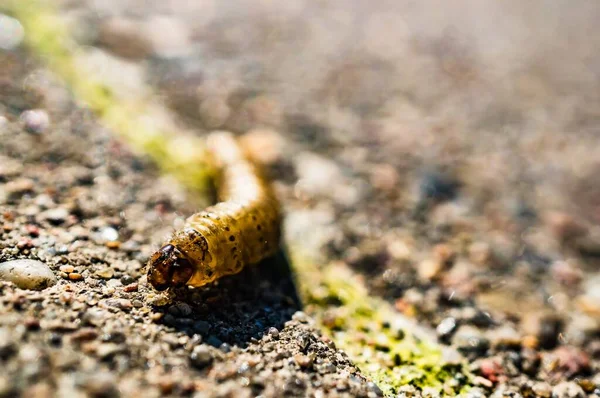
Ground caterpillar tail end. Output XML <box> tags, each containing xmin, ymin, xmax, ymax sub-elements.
<box><xmin>147</xmin><ymin>244</ymin><xmax>194</xmax><ymax>291</ymax></box>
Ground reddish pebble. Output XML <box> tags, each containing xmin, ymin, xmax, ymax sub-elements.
<box><xmin>24</xmin><ymin>317</ymin><xmax>41</xmax><ymax>330</ymax></box>
<box><xmin>478</xmin><ymin>358</ymin><xmax>504</xmax><ymax>383</ymax></box>
<box><xmin>158</xmin><ymin>377</ymin><xmax>175</xmax><ymax>395</ymax></box>
<box><xmin>71</xmin><ymin>327</ymin><xmax>99</xmax><ymax>342</ymax></box>
<box><xmin>552</xmin><ymin>346</ymin><xmax>591</xmax><ymax>377</ymax></box>
<box><xmin>25</xmin><ymin>224</ymin><xmax>40</xmax><ymax>237</ymax></box>
<box><xmin>3</xmin><ymin>211</ymin><xmax>15</xmax><ymax>221</ymax></box>
<box><xmin>124</xmin><ymin>283</ymin><xmax>138</xmax><ymax>292</ymax></box>
<box><xmin>17</xmin><ymin>238</ymin><xmax>34</xmax><ymax>249</ymax></box>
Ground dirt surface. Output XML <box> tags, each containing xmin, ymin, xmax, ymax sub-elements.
<box><xmin>2</xmin><ymin>1</ymin><xmax>600</xmax><ymax>397</ymax></box>
<box><xmin>0</xmin><ymin>51</ymin><xmax>377</xmax><ymax>397</ymax></box>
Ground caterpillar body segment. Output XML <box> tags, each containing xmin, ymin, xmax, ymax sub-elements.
<box><xmin>147</xmin><ymin>132</ymin><xmax>281</xmax><ymax>291</ymax></box>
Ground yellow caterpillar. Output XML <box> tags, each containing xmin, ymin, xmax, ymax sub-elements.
<box><xmin>147</xmin><ymin>132</ymin><xmax>281</xmax><ymax>291</ymax></box>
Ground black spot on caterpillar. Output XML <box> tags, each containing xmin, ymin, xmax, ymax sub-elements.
<box><xmin>147</xmin><ymin>132</ymin><xmax>281</xmax><ymax>291</ymax></box>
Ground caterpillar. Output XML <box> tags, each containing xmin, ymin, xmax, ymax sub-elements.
<box><xmin>147</xmin><ymin>131</ymin><xmax>281</xmax><ymax>291</ymax></box>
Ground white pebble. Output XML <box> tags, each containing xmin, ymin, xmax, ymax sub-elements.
<box><xmin>0</xmin><ymin>259</ymin><xmax>57</xmax><ymax>290</ymax></box>
<box><xmin>20</xmin><ymin>109</ymin><xmax>50</xmax><ymax>134</ymax></box>
<box><xmin>0</xmin><ymin>14</ymin><xmax>24</xmax><ymax>50</ymax></box>
<box><xmin>101</xmin><ymin>227</ymin><xmax>119</xmax><ymax>242</ymax></box>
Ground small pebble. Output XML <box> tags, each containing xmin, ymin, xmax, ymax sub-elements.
<box><xmin>194</xmin><ymin>320</ymin><xmax>210</xmax><ymax>335</ymax></box>
<box><xmin>0</xmin><ymin>14</ymin><xmax>24</xmax><ymax>50</ymax></box>
<box><xmin>5</xmin><ymin>178</ymin><xmax>34</xmax><ymax>199</ymax></box>
<box><xmin>100</xmin><ymin>227</ymin><xmax>119</xmax><ymax>242</ymax></box>
<box><xmin>451</xmin><ymin>325</ymin><xmax>490</xmax><ymax>358</ymax></box>
<box><xmin>190</xmin><ymin>345</ymin><xmax>213</xmax><ymax>369</ymax></box>
<box><xmin>124</xmin><ymin>283</ymin><xmax>139</xmax><ymax>293</ymax></box>
<box><xmin>294</xmin><ymin>354</ymin><xmax>313</xmax><ymax>369</ymax></box>
<box><xmin>419</xmin><ymin>170</ymin><xmax>459</xmax><ymax>202</ymax></box>
<box><xmin>20</xmin><ymin>109</ymin><xmax>50</xmax><ymax>134</ymax></box>
<box><xmin>131</xmin><ymin>299</ymin><xmax>143</xmax><ymax>308</ymax></box>
<box><xmin>100</xmin><ymin>299</ymin><xmax>133</xmax><ymax>312</ymax></box>
<box><xmin>436</xmin><ymin>317</ymin><xmax>457</xmax><ymax>342</ymax></box>
<box><xmin>532</xmin><ymin>382</ymin><xmax>552</xmax><ymax>398</ymax></box>
<box><xmin>59</xmin><ymin>265</ymin><xmax>74</xmax><ymax>274</ymax></box>
<box><xmin>552</xmin><ymin>381</ymin><xmax>585</xmax><ymax>398</ymax></box>
<box><xmin>82</xmin><ymin>372</ymin><xmax>119</xmax><ymax>397</ymax></box>
<box><xmin>120</xmin><ymin>275</ymin><xmax>135</xmax><ymax>285</ymax></box>
<box><xmin>268</xmin><ymin>327</ymin><xmax>279</xmax><ymax>339</ymax></box>
<box><xmin>95</xmin><ymin>268</ymin><xmax>114</xmax><ymax>279</ymax></box>
<box><xmin>68</xmin><ymin>272</ymin><xmax>83</xmax><ymax>281</ymax></box>
<box><xmin>43</xmin><ymin>208</ymin><xmax>69</xmax><ymax>225</ymax></box>
<box><xmin>0</xmin><ymin>259</ymin><xmax>57</xmax><ymax>290</ymax></box>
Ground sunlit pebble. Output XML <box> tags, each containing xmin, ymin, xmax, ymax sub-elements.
<box><xmin>436</xmin><ymin>317</ymin><xmax>457</xmax><ymax>337</ymax></box>
<box><xmin>19</xmin><ymin>109</ymin><xmax>50</xmax><ymax>134</ymax></box>
<box><xmin>59</xmin><ymin>265</ymin><xmax>74</xmax><ymax>273</ymax></box>
<box><xmin>69</xmin><ymin>272</ymin><xmax>83</xmax><ymax>281</ymax></box>
<box><xmin>100</xmin><ymin>227</ymin><xmax>119</xmax><ymax>242</ymax></box>
<box><xmin>0</xmin><ymin>14</ymin><xmax>24</xmax><ymax>50</ymax></box>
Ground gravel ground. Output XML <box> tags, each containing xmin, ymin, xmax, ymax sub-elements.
<box><xmin>0</xmin><ymin>50</ymin><xmax>377</xmax><ymax>398</ymax></box>
<box><xmin>2</xmin><ymin>1</ymin><xmax>600</xmax><ymax>397</ymax></box>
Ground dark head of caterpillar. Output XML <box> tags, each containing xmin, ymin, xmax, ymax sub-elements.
<box><xmin>147</xmin><ymin>244</ymin><xmax>194</xmax><ymax>291</ymax></box>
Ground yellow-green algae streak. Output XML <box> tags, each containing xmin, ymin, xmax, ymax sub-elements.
<box><xmin>289</xmin><ymin>253</ymin><xmax>472</xmax><ymax>396</ymax></box>
<box><xmin>5</xmin><ymin>1</ymin><xmax>473</xmax><ymax>395</ymax></box>
<box><xmin>4</xmin><ymin>0</ymin><xmax>213</xmax><ymax>194</ymax></box>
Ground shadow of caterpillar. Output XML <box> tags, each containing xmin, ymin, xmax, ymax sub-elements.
<box><xmin>147</xmin><ymin>131</ymin><xmax>281</xmax><ymax>291</ymax></box>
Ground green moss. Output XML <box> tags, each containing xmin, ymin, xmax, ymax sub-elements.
<box><xmin>4</xmin><ymin>0</ymin><xmax>212</xmax><ymax>195</ymax></box>
<box><xmin>290</xmin><ymin>254</ymin><xmax>474</xmax><ymax>396</ymax></box>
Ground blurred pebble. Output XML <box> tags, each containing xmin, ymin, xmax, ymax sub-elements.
<box><xmin>488</xmin><ymin>326</ymin><xmax>521</xmax><ymax>350</ymax></box>
<box><xmin>294</xmin><ymin>152</ymin><xmax>343</xmax><ymax>198</ymax></box>
<box><xmin>576</xmin><ymin>274</ymin><xmax>600</xmax><ymax>316</ymax></box>
<box><xmin>95</xmin><ymin>268</ymin><xmax>114</xmax><ymax>279</ymax></box>
<box><xmin>20</xmin><ymin>109</ymin><xmax>50</xmax><ymax>134</ymax></box>
<box><xmin>451</xmin><ymin>325</ymin><xmax>490</xmax><ymax>358</ymax></box>
<box><xmin>0</xmin><ymin>14</ymin><xmax>24</xmax><ymax>50</ymax></box>
<box><xmin>294</xmin><ymin>354</ymin><xmax>313</xmax><ymax>368</ymax></box>
<box><xmin>82</xmin><ymin>371</ymin><xmax>119</xmax><ymax>397</ymax></box>
<box><xmin>468</xmin><ymin>241</ymin><xmax>492</xmax><ymax>266</ymax></box>
<box><xmin>417</xmin><ymin>258</ymin><xmax>443</xmax><ymax>281</ymax></box>
<box><xmin>0</xmin><ymin>259</ymin><xmax>56</xmax><ymax>290</ymax></box>
<box><xmin>190</xmin><ymin>345</ymin><xmax>213</xmax><ymax>368</ymax></box>
<box><xmin>522</xmin><ymin>313</ymin><xmax>564</xmax><ymax>350</ymax></box>
<box><xmin>370</xmin><ymin>164</ymin><xmax>399</xmax><ymax>193</ymax></box>
<box><xmin>419</xmin><ymin>170</ymin><xmax>459</xmax><ymax>203</ymax></box>
<box><xmin>436</xmin><ymin>317</ymin><xmax>457</xmax><ymax>342</ymax></box>
<box><xmin>550</xmin><ymin>346</ymin><xmax>591</xmax><ymax>378</ymax></box>
<box><xmin>68</xmin><ymin>273</ymin><xmax>83</xmax><ymax>281</ymax></box>
<box><xmin>546</xmin><ymin>212</ymin><xmax>588</xmax><ymax>243</ymax></box>
<box><xmin>198</xmin><ymin>96</ymin><xmax>231</xmax><ymax>129</ymax></box>
<box><xmin>100</xmin><ymin>227</ymin><xmax>119</xmax><ymax>242</ymax></box>
<box><xmin>42</xmin><ymin>208</ymin><xmax>69</xmax><ymax>225</ymax></box>
<box><xmin>97</xmin><ymin>17</ymin><xmax>151</xmax><ymax>60</ymax></box>
<box><xmin>551</xmin><ymin>381</ymin><xmax>585</xmax><ymax>398</ymax></box>
<box><xmin>59</xmin><ymin>265</ymin><xmax>74</xmax><ymax>273</ymax></box>
<box><xmin>143</xmin><ymin>16</ymin><xmax>192</xmax><ymax>58</ymax></box>
<box><xmin>532</xmin><ymin>382</ymin><xmax>552</xmax><ymax>398</ymax></box>
<box><xmin>5</xmin><ymin>178</ymin><xmax>34</xmax><ymax>200</ymax></box>
<box><xmin>240</xmin><ymin>128</ymin><xmax>285</xmax><ymax>165</ymax></box>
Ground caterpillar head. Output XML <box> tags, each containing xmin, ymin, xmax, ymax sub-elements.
<box><xmin>147</xmin><ymin>244</ymin><xmax>194</xmax><ymax>291</ymax></box>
